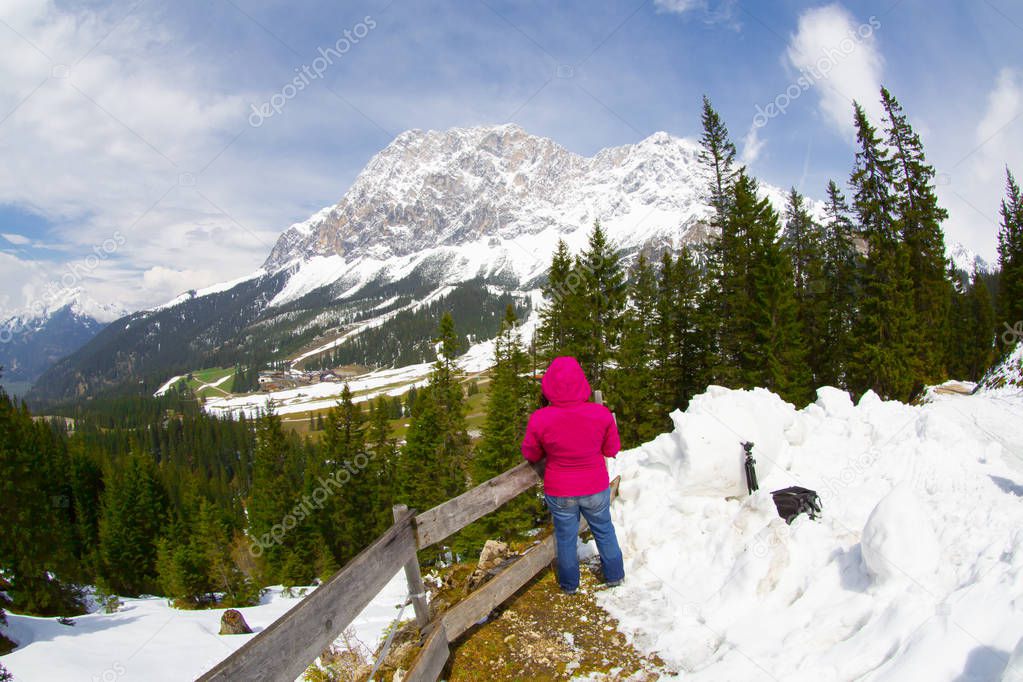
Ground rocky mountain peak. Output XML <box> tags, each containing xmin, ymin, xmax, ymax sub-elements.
<box><xmin>261</xmin><ymin>124</ymin><xmax>710</xmax><ymax>274</ymax></box>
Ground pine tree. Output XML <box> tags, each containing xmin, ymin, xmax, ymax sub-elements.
<box><xmin>465</xmin><ymin>305</ymin><xmax>539</xmax><ymax>547</ymax></box>
<box><xmin>247</xmin><ymin>408</ymin><xmax>301</xmax><ymax>583</ymax></box>
<box><xmin>322</xmin><ymin>384</ymin><xmax>376</xmax><ymax>565</ymax></box>
<box><xmin>573</xmin><ymin>221</ymin><xmax>627</xmax><ymax>389</ymax></box>
<box><xmin>731</xmin><ymin>172</ymin><xmax>812</xmax><ymax>403</ymax></box>
<box><xmin>965</xmin><ymin>272</ymin><xmax>996</xmax><ymax>379</ymax></box>
<box><xmin>818</xmin><ymin>180</ymin><xmax>862</xmax><ymax>388</ymax></box>
<box><xmin>397</xmin><ymin>313</ymin><xmax>471</xmax><ymax>517</ymax></box>
<box><xmin>699</xmin><ymin>96</ymin><xmax>740</xmax><ymax>381</ymax></box>
<box><xmin>699</xmin><ymin>95</ymin><xmax>739</xmax><ymax>223</ymax></box>
<box><xmin>782</xmin><ymin>188</ymin><xmax>828</xmax><ymax>389</ymax></box>
<box><xmin>998</xmin><ymin>168</ymin><xmax>1023</xmax><ymax>351</ymax></box>
<box><xmin>652</xmin><ymin>248</ymin><xmax>710</xmax><ymax>412</ymax></box>
<box><xmin>536</xmin><ymin>240</ymin><xmax>575</xmax><ymax>361</ymax></box>
<box><xmin>367</xmin><ymin>397</ymin><xmax>398</xmax><ymax>533</ymax></box>
<box><xmin>98</xmin><ymin>452</ymin><xmax>167</xmax><ymax>596</ymax></box>
<box><xmin>881</xmin><ymin>87</ymin><xmax>952</xmax><ymax>381</ymax></box>
<box><xmin>612</xmin><ymin>253</ymin><xmax>663</xmax><ymax>446</ymax></box>
<box><xmin>846</xmin><ymin>102</ymin><xmax>918</xmax><ymax>400</ymax></box>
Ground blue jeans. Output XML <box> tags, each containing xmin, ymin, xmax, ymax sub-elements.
<box><xmin>545</xmin><ymin>487</ymin><xmax>624</xmax><ymax>592</ymax></box>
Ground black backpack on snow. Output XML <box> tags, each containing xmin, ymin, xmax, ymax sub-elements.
<box><xmin>771</xmin><ymin>486</ymin><xmax>822</xmax><ymax>524</ymax></box>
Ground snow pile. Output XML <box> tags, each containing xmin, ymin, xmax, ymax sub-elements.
<box><xmin>860</xmin><ymin>484</ymin><xmax>939</xmax><ymax>585</ymax></box>
<box><xmin>650</xmin><ymin>386</ymin><xmax>789</xmax><ymax>497</ymax></box>
<box><xmin>601</xmin><ymin>385</ymin><xmax>1023</xmax><ymax>680</ymax></box>
<box><xmin>1</xmin><ymin>573</ymin><xmax>408</xmax><ymax>681</ymax></box>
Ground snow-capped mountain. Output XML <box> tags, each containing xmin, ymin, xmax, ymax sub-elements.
<box><xmin>262</xmin><ymin>125</ymin><xmax>712</xmax><ymax>289</ymax></box>
<box><xmin>27</xmin><ymin>124</ymin><xmax>794</xmax><ymax>402</ymax></box>
<box><xmin>1</xmin><ymin>288</ymin><xmax>126</xmax><ymax>394</ymax></box>
<box><xmin>948</xmin><ymin>241</ymin><xmax>993</xmax><ymax>278</ymax></box>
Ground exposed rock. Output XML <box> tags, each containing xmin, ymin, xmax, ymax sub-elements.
<box><xmin>219</xmin><ymin>609</ymin><xmax>253</xmax><ymax>635</ymax></box>
<box><xmin>467</xmin><ymin>540</ymin><xmax>512</xmax><ymax>591</ymax></box>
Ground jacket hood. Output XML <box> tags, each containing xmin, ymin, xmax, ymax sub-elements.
<box><xmin>541</xmin><ymin>356</ymin><xmax>591</xmax><ymax>405</ymax></box>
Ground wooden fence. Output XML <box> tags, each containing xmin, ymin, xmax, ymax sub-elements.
<box><xmin>199</xmin><ymin>456</ymin><xmax>618</xmax><ymax>682</ymax></box>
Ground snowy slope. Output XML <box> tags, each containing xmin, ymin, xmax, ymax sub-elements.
<box><xmin>1</xmin><ymin>574</ymin><xmax>408</xmax><ymax>682</ymax></box>
<box><xmin>597</xmin><ymin>384</ymin><xmax>1023</xmax><ymax>680</ymax></box>
<box><xmin>948</xmin><ymin>241</ymin><xmax>994</xmax><ymax>278</ymax></box>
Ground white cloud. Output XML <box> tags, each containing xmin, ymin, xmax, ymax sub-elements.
<box><xmin>0</xmin><ymin>0</ymin><xmax>327</xmax><ymax>312</ymax></box>
<box><xmin>1</xmin><ymin>233</ymin><xmax>31</xmax><ymax>245</ymax></box>
<box><xmin>653</xmin><ymin>0</ymin><xmax>738</xmax><ymax>26</ymax></box>
<box><xmin>740</xmin><ymin>125</ymin><xmax>764</xmax><ymax>166</ymax></box>
<box><xmin>654</xmin><ymin>0</ymin><xmax>704</xmax><ymax>13</ymax></box>
<box><xmin>935</xmin><ymin>67</ymin><xmax>1023</xmax><ymax>262</ymax></box>
<box><xmin>786</xmin><ymin>3</ymin><xmax>884</xmax><ymax>138</ymax></box>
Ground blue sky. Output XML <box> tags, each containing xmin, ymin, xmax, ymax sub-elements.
<box><xmin>0</xmin><ymin>0</ymin><xmax>1021</xmax><ymax>315</ymax></box>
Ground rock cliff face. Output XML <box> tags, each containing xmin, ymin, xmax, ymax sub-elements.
<box><xmin>260</xmin><ymin>124</ymin><xmax>720</xmax><ymax>297</ymax></box>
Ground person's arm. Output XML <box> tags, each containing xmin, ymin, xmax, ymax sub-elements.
<box><xmin>521</xmin><ymin>412</ymin><xmax>546</xmax><ymax>463</ymax></box>
<box><xmin>601</xmin><ymin>410</ymin><xmax>621</xmax><ymax>458</ymax></box>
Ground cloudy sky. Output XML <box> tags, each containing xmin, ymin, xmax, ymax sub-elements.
<box><xmin>0</xmin><ymin>0</ymin><xmax>1020</xmax><ymax>316</ymax></box>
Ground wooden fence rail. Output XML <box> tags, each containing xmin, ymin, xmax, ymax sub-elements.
<box><xmin>199</xmin><ymin>460</ymin><xmax>548</xmax><ymax>681</ymax></box>
<box><xmin>199</xmin><ymin>509</ymin><xmax>417</xmax><ymax>682</ymax></box>
<box><xmin>404</xmin><ymin>476</ymin><xmax>620</xmax><ymax>681</ymax></box>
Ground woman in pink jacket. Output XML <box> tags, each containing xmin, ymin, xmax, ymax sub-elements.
<box><xmin>522</xmin><ymin>356</ymin><xmax>624</xmax><ymax>594</ymax></box>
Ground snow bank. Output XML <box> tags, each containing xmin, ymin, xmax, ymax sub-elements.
<box><xmin>600</xmin><ymin>385</ymin><xmax>1023</xmax><ymax>680</ymax></box>
<box><xmin>2</xmin><ymin>573</ymin><xmax>408</xmax><ymax>681</ymax></box>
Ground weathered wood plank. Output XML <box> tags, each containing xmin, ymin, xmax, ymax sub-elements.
<box><xmin>441</xmin><ymin>474</ymin><xmax>621</xmax><ymax>643</ymax></box>
<box><xmin>403</xmin><ymin>621</ymin><xmax>450</xmax><ymax>682</ymax></box>
<box><xmin>441</xmin><ymin>535</ymin><xmax>556</xmax><ymax>642</ymax></box>
<box><xmin>198</xmin><ymin>510</ymin><xmax>417</xmax><ymax>682</ymax></box>
<box><xmin>414</xmin><ymin>460</ymin><xmax>544</xmax><ymax>549</ymax></box>
<box><xmin>394</xmin><ymin>504</ymin><xmax>431</xmax><ymax>628</ymax></box>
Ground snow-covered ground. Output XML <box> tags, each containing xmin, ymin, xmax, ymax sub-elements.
<box><xmin>599</xmin><ymin>373</ymin><xmax>1023</xmax><ymax>680</ymax></box>
<box><xmin>201</xmin><ymin>310</ymin><xmax>539</xmax><ymax>419</ymax></box>
<box><xmin>2</xmin><ymin>572</ymin><xmax>408</xmax><ymax>681</ymax></box>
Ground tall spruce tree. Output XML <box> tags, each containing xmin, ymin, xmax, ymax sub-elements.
<box><xmin>963</xmin><ymin>272</ymin><xmax>996</xmax><ymax>380</ymax></box>
<box><xmin>731</xmin><ymin>172</ymin><xmax>812</xmax><ymax>403</ymax></box>
<box><xmin>247</xmin><ymin>408</ymin><xmax>302</xmax><ymax>583</ymax></box>
<box><xmin>397</xmin><ymin>313</ymin><xmax>471</xmax><ymax>515</ymax></box>
<box><xmin>466</xmin><ymin>306</ymin><xmax>539</xmax><ymax>546</ymax></box>
<box><xmin>611</xmin><ymin>253</ymin><xmax>663</xmax><ymax>446</ymax></box>
<box><xmin>881</xmin><ymin>87</ymin><xmax>952</xmax><ymax>381</ymax></box>
<box><xmin>698</xmin><ymin>95</ymin><xmax>739</xmax><ymax>222</ymax></box>
<box><xmin>322</xmin><ymin>384</ymin><xmax>376</xmax><ymax>565</ymax></box>
<box><xmin>536</xmin><ymin>240</ymin><xmax>576</xmax><ymax>361</ymax></box>
<box><xmin>367</xmin><ymin>396</ymin><xmax>398</xmax><ymax>534</ymax></box>
<box><xmin>819</xmin><ymin>180</ymin><xmax>862</xmax><ymax>388</ymax></box>
<box><xmin>847</xmin><ymin>102</ymin><xmax>918</xmax><ymax>400</ymax></box>
<box><xmin>98</xmin><ymin>452</ymin><xmax>167</xmax><ymax>596</ymax></box>
<box><xmin>698</xmin><ymin>96</ymin><xmax>740</xmax><ymax>380</ymax></box>
<box><xmin>998</xmin><ymin>168</ymin><xmax>1023</xmax><ymax>351</ymax></box>
<box><xmin>782</xmin><ymin>188</ymin><xmax>829</xmax><ymax>388</ymax></box>
<box><xmin>573</xmin><ymin>222</ymin><xmax>627</xmax><ymax>389</ymax></box>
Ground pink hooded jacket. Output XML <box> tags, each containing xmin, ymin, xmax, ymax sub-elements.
<box><xmin>521</xmin><ymin>357</ymin><xmax>621</xmax><ymax>497</ymax></box>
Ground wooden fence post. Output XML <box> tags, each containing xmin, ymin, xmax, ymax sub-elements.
<box><xmin>394</xmin><ymin>504</ymin><xmax>431</xmax><ymax>629</ymax></box>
